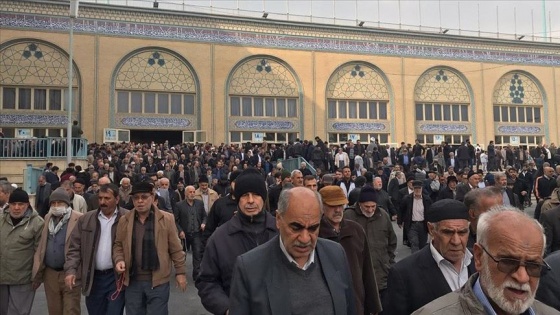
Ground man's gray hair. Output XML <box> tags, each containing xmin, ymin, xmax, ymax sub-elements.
<box><xmin>464</xmin><ymin>186</ymin><xmax>502</xmax><ymax>211</ymax></box>
<box><xmin>277</xmin><ymin>188</ymin><xmax>323</xmax><ymax>216</ymax></box>
<box><xmin>494</xmin><ymin>172</ymin><xmax>507</xmax><ymax>181</ymax></box>
<box><xmin>477</xmin><ymin>205</ymin><xmax>545</xmax><ymax>255</ymax></box>
<box><xmin>290</xmin><ymin>169</ymin><xmax>302</xmax><ymax>177</ymax></box>
<box><xmin>0</xmin><ymin>181</ymin><xmax>13</xmax><ymax>194</ymax></box>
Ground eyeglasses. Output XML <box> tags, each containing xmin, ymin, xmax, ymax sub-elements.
<box><xmin>479</xmin><ymin>245</ymin><xmax>550</xmax><ymax>278</ymax></box>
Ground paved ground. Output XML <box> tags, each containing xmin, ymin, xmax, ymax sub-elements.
<box><xmin>31</xmin><ymin>202</ymin><xmax>536</xmax><ymax>315</ymax></box>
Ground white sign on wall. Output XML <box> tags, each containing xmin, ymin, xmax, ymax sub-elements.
<box><xmin>104</xmin><ymin>129</ymin><xmax>118</xmax><ymax>142</ymax></box>
<box><xmin>510</xmin><ymin>136</ymin><xmax>520</xmax><ymax>145</ymax></box>
<box><xmin>434</xmin><ymin>135</ymin><xmax>444</xmax><ymax>145</ymax></box>
<box><xmin>252</xmin><ymin>132</ymin><xmax>264</xmax><ymax>143</ymax></box>
<box><xmin>15</xmin><ymin>128</ymin><xmax>32</xmax><ymax>138</ymax></box>
<box><xmin>348</xmin><ymin>134</ymin><xmax>360</xmax><ymax>143</ymax></box>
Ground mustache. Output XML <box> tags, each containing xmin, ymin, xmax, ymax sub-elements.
<box><xmin>294</xmin><ymin>241</ymin><xmax>312</xmax><ymax>248</ymax></box>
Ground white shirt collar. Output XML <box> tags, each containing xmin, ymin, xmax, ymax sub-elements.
<box><xmin>279</xmin><ymin>236</ymin><xmax>315</xmax><ymax>270</ymax></box>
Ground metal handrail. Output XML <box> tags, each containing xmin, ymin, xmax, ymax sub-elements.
<box><xmin>0</xmin><ymin>137</ymin><xmax>89</xmax><ymax>159</ymax></box>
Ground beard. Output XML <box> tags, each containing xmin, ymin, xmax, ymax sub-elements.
<box><xmin>479</xmin><ymin>255</ymin><xmax>537</xmax><ymax>314</ymax></box>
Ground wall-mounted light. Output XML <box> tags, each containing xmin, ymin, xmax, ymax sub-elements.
<box><xmin>358</xmin><ymin>21</ymin><xmax>365</xmax><ymax>27</ymax></box>
<box><xmin>441</xmin><ymin>29</ymin><xmax>449</xmax><ymax>34</ymax></box>
<box><xmin>517</xmin><ymin>35</ymin><xmax>525</xmax><ymax>40</ymax></box>
<box><xmin>262</xmin><ymin>12</ymin><xmax>268</xmax><ymax>18</ymax></box>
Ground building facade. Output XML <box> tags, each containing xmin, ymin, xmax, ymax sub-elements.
<box><xmin>1</xmin><ymin>0</ymin><xmax>559</xmax><ymax>147</ymax></box>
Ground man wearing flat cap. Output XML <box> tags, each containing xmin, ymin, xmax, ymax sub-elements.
<box><xmin>113</xmin><ymin>181</ymin><xmax>187</xmax><ymax>314</ymax></box>
<box><xmin>437</xmin><ymin>176</ymin><xmax>458</xmax><ymax>200</ymax></box>
<box><xmin>344</xmin><ymin>185</ymin><xmax>397</xmax><ymax>309</ymax></box>
<box><xmin>384</xmin><ymin>199</ymin><xmax>476</xmax><ymax>315</ymax></box>
<box><xmin>399</xmin><ymin>180</ymin><xmax>433</xmax><ymax>253</ymax></box>
<box><xmin>196</xmin><ymin>168</ymin><xmax>277</xmax><ymax>315</ymax></box>
<box><xmin>455</xmin><ymin>170</ymin><xmax>480</xmax><ymax>202</ymax></box>
<box><xmin>318</xmin><ymin>185</ymin><xmax>382</xmax><ymax>315</ymax></box>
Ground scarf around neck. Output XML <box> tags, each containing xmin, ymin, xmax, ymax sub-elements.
<box><xmin>48</xmin><ymin>208</ymin><xmax>71</xmax><ymax>236</ymax></box>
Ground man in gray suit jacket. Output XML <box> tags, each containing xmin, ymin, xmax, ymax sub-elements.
<box><xmin>229</xmin><ymin>187</ymin><xmax>356</xmax><ymax>315</ymax></box>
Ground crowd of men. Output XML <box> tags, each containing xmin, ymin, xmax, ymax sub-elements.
<box><xmin>1</xmin><ymin>136</ymin><xmax>560</xmax><ymax>315</ymax></box>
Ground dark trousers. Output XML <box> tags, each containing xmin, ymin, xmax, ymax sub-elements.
<box><xmin>408</xmin><ymin>221</ymin><xmax>427</xmax><ymax>253</ymax></box>
<box><xmin>185</xmin><ymin>232</ymin><xmax>202</xmax><ymax>281</ymax></box>
<box><xmin>85</xmin><ymin>270</ymin><xmax>125</xmax><ymax>315</ymax></box>
<box><xmin>125</xmin><ymin>281</ymin><xmax>169</xmax><ymax>315</ymax></box>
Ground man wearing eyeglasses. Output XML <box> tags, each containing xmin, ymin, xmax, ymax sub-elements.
<box><xmin>384</xmin><ymin>199</ymin><xmax>476</xmax><ymax>315</ymax></box>
<box><xmin>112</xmin><ymin>181</ymin><xmax>187</xmax><ymax>315</ymax></box>
<box><xmin>413</xmin><ymin>206</ymin><xmax>558</xmax><ymax>315</ymax></box>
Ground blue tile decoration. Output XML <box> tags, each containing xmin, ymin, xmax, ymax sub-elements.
<box><xmin>419</xmin><ymin>123</ymin><xmax>469</xmax><ymax>133</ymax></box>
<box><xmin>120</xmin><ymin>117</ymin><xmax>191</xmax><ymax>127</ymax></box>
<box><xmin>0</xmin><ymin>114</ymin><xmax>67</xmax><ymax>125</ymax></box>
<box><xmin>234</xmin><ymin>120</ymin><xmax>294</xmax><ymax>130</ymax></box>
<box><xmin>332</xmin><ymin>122</ymin><xmax>387</xmax><ymax>131</ymax></box>
<box><xmin>3</xmin><ymin>13</ymin><xmax>560</xmax><ymax>66</ymax></box>
<box><xmin>509</xmin><ymin>73</ymin><xmax>524</xmax><ymax>104</ymax></box>
<box><xmin>497</xmin><ymin>125</ymin><xmax>541</xmax><ymax>134</ymax></box>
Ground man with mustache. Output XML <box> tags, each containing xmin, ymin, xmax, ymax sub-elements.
<box><xmin>229</xmin><ymin>187</ymin><xmax>356</xmax><ymax>315</ymax></box>
<box><xmin>318</xmin><ymin>185</ymin><xmax>382</xmax><ymax>315</ymax></box>
<box><xmin>197</xmin><ymin>168</ymin><xmax>277</xmax><ymax>315</ymax></box>
<box><xmin>64</xmin><ymin>183</ymin><xmax>128</xmax><ymax>315</ymax></box>
<box><xmin>413</xmin><ymin>206</ymin><xmax>558</xmax><ymax>315</ymax></box>
<box><xmin>384</xmin><ymin>199</ymin><xmax>476</xmax><ymax>315</ymax></box>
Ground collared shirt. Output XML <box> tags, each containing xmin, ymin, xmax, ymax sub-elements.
<box><xmin>473</xmin><ymin>277</ymin><xmax>535</xmax><ymax>315</ymax></box>
<box><xmin>95</xmin><ymin>208</ymin><xmax>118</xmax><ymax>270</ymax></box>
<box><xmin>201</xmin><ymin>193</ymin><xmax>209</xmax><ymax>213</ymax></box>
<box><xmin>429</xmin><ymin>242</ymin><xmax>472</xmax><ymax>291</ymax></box>
<box><xmin>279</xmin><ymin>236</ymin><xmax>315</xmax><ymax>270</ymax></box>
<box><xmin>412</xmin><ymin>196</ymin><xmax>424</xmax><ymax>222</ymax></box>
<box><xmin>502</xmin><ymin>189</ymin><xmax>511</xmax><ymax>206</ymax></box>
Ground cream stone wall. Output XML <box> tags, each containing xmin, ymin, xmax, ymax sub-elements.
<box><xmin>1</xmin><ymin>0</ymin><xmax>559</xmax><ymax>146</ymax></box>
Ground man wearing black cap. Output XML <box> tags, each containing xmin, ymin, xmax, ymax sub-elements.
<box><xmin>0</xmin><ymin>188</ymin><xmax>44</xmax><ymax>315</ymax></box>
<box><xmin>384</xmin><ymin>199</ymin><xmax>475</xmax><ymax>315</ymax></box>
<box><xmin>437</xmin><ymin>176</ymin><xmax>458</xmax><ymax>200</ymax></box>
<box><xmin>345</xmin><ymin>185</ymin><xmax>397</xmax><ymax>304</ymax></box>
<box><xmin>194</xmin><ymin>175</ymin><xmax>219</xmax><ymax>214</ymax></box>
<box><xmin>398</xmin><ymin>180</ymin><xmax>433</xmax><ymax>253</ymax></box>
<box><xmin>196</xmin><ymin>168</ymin><xmax>277</xmax><ymax>315</ymax></box>
<box><xmin>113</xmin><ymin>181</ymin><xmax>186</xmax><ymax>314</ymax></box>
<box><xmin>455</xmin><ymin>170</ymin><xmax>480</xmax><ymax>202</ymax></box>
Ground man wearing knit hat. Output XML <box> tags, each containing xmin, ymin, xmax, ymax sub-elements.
<box><xmin>344</xmin><ymin>185</ymin><xmax>397</xmax><ymax>304</ymax></box>
<box><xmin>399</xmin><ymin>180</ymin><xmax>433</xmax><ymax>253</ymax></box>
<box><xmin>318</xmin><ymin>185</ymin><xmax>382</xmax><ymax>315</ymax></box>
<box><xmin>33</xmin><ymin>187</ymin><xmax>83</xmax><ymax>315</ymax></box>
<box><xmin>384</xmin><ymin>199</ymin><xmax>475</xmax><ymax>315</ymax></box>
<box><xmin>0</xmin><ymin>188</ymin><xmax>44</xmax><ymax>315</ymax></box>
<box><xmin>197</xmin><ymin>168</ymin><xmax>277</xmax><ymax>315</ymax></box>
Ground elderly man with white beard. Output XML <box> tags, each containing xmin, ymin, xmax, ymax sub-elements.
<box><xmin>413</xmin><ymin>206</ymin><xmax>559</xmax><ymax>315</ymax></box>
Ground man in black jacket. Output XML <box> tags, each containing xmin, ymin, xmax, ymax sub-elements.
<box><xmin>398</xmin><ymin>180</ymin><xmax>433</xmax><ymax>253</ymax></box>
<box><xmin>174</xmin><ymin>185</ymin><xmax>207</xmax><ymax>281</ymax></box>
<box><xmin>196</xmin><ymin>169</ymin><xmax>277</xmax><ymax>315</ymax></box>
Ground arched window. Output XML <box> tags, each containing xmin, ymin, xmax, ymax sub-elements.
<box><xmin>1</xmin><ymin>40</ymin><xmax>79</xmax><ymax>138</ymax></box>
<box><xmin>112</xmin><ymin>48</ymin><xmax>199</xmax><ymax>130</ymax></box>
<box><xmin>414</xmin><ymin>67</ymin><xmax>472</xmax><ymax>145</ymax></box>
<box><xmin>492</xmin><ymin>72</ymin><xmax>544</xmax><ymax>146</ymax></box>
<box><xmin>326</xmin><ymin>63</ymin><xmax>391</xmax><ymax>145</ymax></box>
<box><xmin>227</xmin><ymin>56</ymin><xmax>301</xmax><ymax>143</ymax></box>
